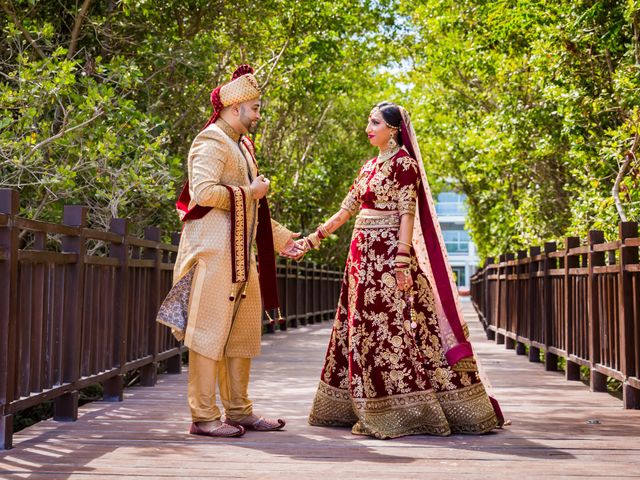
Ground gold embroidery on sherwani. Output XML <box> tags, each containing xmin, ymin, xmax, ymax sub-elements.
<box><xmin>216</xmin><ymin>117</ymin><xmax>241</xmax><ymax>143</ymax></box>
<box><xmin>171</xmin><ymin>122</ymin><xmax>294</xmax><ymax>361</ymax></box>
<box><xmin>229</xmin><ymin>186</ymin><xmax>247</xmax><ymax>283</ymax></box>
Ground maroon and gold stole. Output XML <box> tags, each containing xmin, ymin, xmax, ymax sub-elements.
<box><xmin>223</xmin><ymin>185</ymin><xmax>249</xmax><ymax>289</ymax></box>
<box><xmin>239</xmin><ymin>136</ymin><xmax>281</xmax><ymax>313</ymax></box>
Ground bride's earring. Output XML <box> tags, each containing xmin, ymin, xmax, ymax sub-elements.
<box><xmin>388</xmin><ymin>134</ymin><xmax>397</xmax><ymax>149</ymax></box>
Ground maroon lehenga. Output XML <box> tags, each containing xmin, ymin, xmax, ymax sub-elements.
<box><xmin>308</xmin><ymin>148</ymin><xmax>499</xmax><ymax>439</ymax></box>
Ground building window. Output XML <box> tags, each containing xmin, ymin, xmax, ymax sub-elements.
<box><xmin>451</xmin><ymin>266</ymin><xmax>467</xmax><ymax>288</ymax></box>
<box><xmin>442</xmin><ymin>229</ymin><xmax>470</xmax><ymax>254</ymax></box>
<box><xmin>436</xmin><ymin>192</ymin><xmax>467</xmax><ymax>216</ymax></box>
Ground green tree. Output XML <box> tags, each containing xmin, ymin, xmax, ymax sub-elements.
<box><xmin>1</xmin><ymin>0</ymin><xmax>399</xmax><ymax>266</ymax></box>
<box><xmin>397</xmin><ymin>0</ymin><xmax>640</xmax><ymax>259</ymax></box>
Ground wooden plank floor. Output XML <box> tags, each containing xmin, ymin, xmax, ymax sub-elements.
<box><xmin>2</xmin><ymin>300</ymin><xmax>640</xmax><ymax>479</ymax></box>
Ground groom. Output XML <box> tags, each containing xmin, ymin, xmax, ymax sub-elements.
<box><xmin>158</xmin><ymin>65</ymin><xmax>303</xmax><ymax>437</ymax></box>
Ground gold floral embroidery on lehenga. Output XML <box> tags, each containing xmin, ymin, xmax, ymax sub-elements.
<box><xmin>308</xmin><ymin>150</ymin><xmax>498</xmax><ymax>438</ymax></box>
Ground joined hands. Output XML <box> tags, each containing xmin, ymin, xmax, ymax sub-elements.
<box><xmin>279</xmin><ymin>223</ymin><xmax>331</xmax><ymax>262</ymax></box>
<box><xmin>279</xmin><ymin>233</ymin><xmax>308</xmax><ymax>261</ymax></box>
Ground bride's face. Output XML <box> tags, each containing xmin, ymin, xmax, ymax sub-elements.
<box><xmin>366</xmin><ymin>109</ymin><xmax>393</xmax><ymax>149</ymax></box>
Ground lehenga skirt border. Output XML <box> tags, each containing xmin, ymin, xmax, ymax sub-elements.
<box><xmin>308</xmin><ymin>381</ymin><xmax>358</xmax><ymax>427</ymax></box>
<box><xmin>309</xmin><ymin>380</ymin><xmax>452</xmax><ymax>439</ymax></box>
<box><xmin>435</xmin><ymin>382</ymin><xmax>499</xmax><ymax>434</ymax></box>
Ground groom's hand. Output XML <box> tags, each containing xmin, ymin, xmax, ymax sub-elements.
<box><xmin>250</xmin><ymin>175</ymin><xmax>270</xmax><ymax>200</ymax></box>
<box><xmin>279</xmin><ymin>233</ymin><xmax>306</xmax><ymax>260</ymax></box>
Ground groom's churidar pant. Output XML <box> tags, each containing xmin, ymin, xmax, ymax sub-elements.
<box><xmin>188</xmin><ymin>350</ymin><xmax>253</xmax><ymax>422</ymax></box>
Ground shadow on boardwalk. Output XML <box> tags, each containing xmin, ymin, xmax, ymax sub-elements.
<box><xmin>1</xmin><ymin>302</ymin><xmax>640</xmax><ymax>479</ymax></box>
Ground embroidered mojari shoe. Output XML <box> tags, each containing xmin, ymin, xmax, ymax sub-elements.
<box><xmin>189</xmin><ymin>421</ymin><xmax>245</xmax><ymax>437</ymax></box>
<box><xmin>225</xmin><ymin>414</ymin><xmax>286</xmax><ymax>431</ymax></box>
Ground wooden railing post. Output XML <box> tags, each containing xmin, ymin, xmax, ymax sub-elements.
<box><xmin>542</xmin><ymin>242</ymin><xmax>557</xmax><ymax>370</ymax></box>
<box><xmin>306</xmin><ymin>262</ymin><xmax>313</xmax><ymax>324</ymax></box>
<box><xmin>484</xmin><ymin>257</ymin><xmax>495</xmax><ymax>340</ymax></box>
<box><xmin>323</xmin><ymin>265</ymin><xmax>331</xmax><ymax>321</ymax></box>
<box><xmin>618</xmin><ymin>222</ymin><xmax>640</xmax><ymax>408</ymax></box>
<box><xmin>564</xmin><ymin>236</ymin><xmax>581</xmax><ymax>381</ymax></box>
<box><xmin>528</xmin><ymin>247</ymin><xmax>545</xmax><ymax>362</ymax></box>
<box><xmin>318</xmin><ymin>264</ymin><xmax>325</xmax><ymax>321</ymax></box>
<box><xmin>307</xmin><ymin>262</ymin><xmax>316</xmax><ymax>324</ymax></box>
<box><xmin>311</xmin><ymin>262</ymin><xmax>322</xmax><ymax>323</ymax></box>
<box><xmin>299</xmin><ymin>263</ymin><xmax>307</xmax><ymax>326</ymax></box>
<box><xmin>515</xmin><ymin>250</ymin><xmax>528</xmax><ymax>355</ymax></box>
<box><xmin>140</xmin><ymin>227</ymin><xmax>161</xmax><ymax>386</ymax></box>
<box><xmin>287</xmin><ymin>262</ymin><xmax>298</xmax><ymax>328</ymax></box>
<box><xmin>0</xmin><ymin>189</ymin><xmax>19</xmax><ymax>449</ymax></box>
<box><xmin>495</xmin><ymin>254</ymin><xmax>506</xmax><ymax>345</ymax></box>
<box><xmin>588</xmin><ymin>230</ymin><xmax>607</xmax><ymax>392</ymax></box>
<box><xmin>480</xmin><ymin>258</ymin><xmax>488</xmax><ymax>332</ymax></box>
<box><xmin>53</xmin><ymin>205</ymin><xmax>87</xmax><ymax>422</ymax></box>
<box><xmin>505</xmin><ymin>252</ymin><xmax>516</xmax><ymax>350</ymax></box>
<box><xmin>103</xmin><ymin>218</ymin><xmax>129</xmax><ymax>401</ymax></box>
<box><xmin>278</xmin><ymin>259</ymin><xmax>289</xmax><ymax>331</ymax></box>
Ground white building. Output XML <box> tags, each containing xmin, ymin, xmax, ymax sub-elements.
<box><xmin>434</xmin><ymin>191</ymin><xmax>479</xmax><ymax>295</ymax></box>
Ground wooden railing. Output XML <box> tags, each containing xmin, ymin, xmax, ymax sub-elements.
<box><xmin>0</xmin><ymin>189</ymin><xmax>342</xmax><ymax>449</ymax></box>
<box><xmin>470</xmin><ymin>222</ymin><xmax>640</xmax><ymax>410</ymax></box>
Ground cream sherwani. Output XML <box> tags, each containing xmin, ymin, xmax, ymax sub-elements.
<box><xmin>173</xmin><ymin>119</ymin><xmax>293</xmax><ymax>423</ymax></box>
<box><xmin>173</xmin><ymin>119</ymin><xmax>293</xmax><ymax>361</ymax></box>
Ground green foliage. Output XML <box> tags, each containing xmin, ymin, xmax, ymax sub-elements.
<box><xmin>1</xmin><ymin>0</ymin><xmax>398</xmax><ymax>262</ymax></box>
<box><xmin>4</xmin><ymin>0</ymin><xmax>639</xmax><ymax>264</ymax></box>
<box><xmin>398</xmin><ymin>0</ymin><xmax>640</xmax><ymax>259</ymax></box>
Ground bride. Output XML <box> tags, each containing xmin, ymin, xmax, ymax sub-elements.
<box><xmin>290</xmin><ymin>102</ymin><xmax>503</xmax><ymax>439</ymax></box>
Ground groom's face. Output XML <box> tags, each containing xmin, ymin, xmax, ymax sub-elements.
<box><xmin>238</xmin><ymin>99</ymin><xmax>262</xmax><ymax>134</ymax></box>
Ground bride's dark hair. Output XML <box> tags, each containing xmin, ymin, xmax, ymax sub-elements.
<box><xmin>375</xmin><ymin>101</ymin><xmax>403</xmax><ymax>146</ymax></box>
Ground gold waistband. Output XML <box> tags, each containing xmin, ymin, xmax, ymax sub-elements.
<box><xmin>355</xmin><ymin>211</ymin><xmax>400</xmax><ymax>229</ymax></box>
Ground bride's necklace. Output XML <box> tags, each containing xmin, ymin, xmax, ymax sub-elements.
<box><xmin>376</xmin><ymin>146</ymin><xmax>400</xmax><ymax>163</ymax></box>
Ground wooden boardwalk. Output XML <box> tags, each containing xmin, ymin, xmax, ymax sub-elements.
<box><xmin>1</xmin><ymin>301</ymin><xmax>640</xmax><ymax>479</ymax></box>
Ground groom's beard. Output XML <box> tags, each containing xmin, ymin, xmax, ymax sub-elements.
<box><xmin>239</xmin><ymin>109</ymin><xmax>259</xmax><ymax>134</ymax></box>
<box><xmin>246</xmin><ymin>120</ymin><xmax>259</xmax><ymax>134</ymax></box>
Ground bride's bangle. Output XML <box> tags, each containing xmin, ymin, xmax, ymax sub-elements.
<box><xmin>304</xmin><ymin>231</ymin><xmax>322</xmax><ymax>249</ymax></box>
<box><xmin>395</xmin><ymin>254</ymin><xmax>411</xmax><ymax>264</ymax></box>
<box><xmin>317</xmin><ymin>224</ymin><xmax>330</xmax><ymax>240</ymax></box>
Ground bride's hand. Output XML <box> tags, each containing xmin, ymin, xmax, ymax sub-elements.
<box><xmin>395</xmin><ymin>269</ymin><xmax>413</xmax><ymax>292</ymax></box>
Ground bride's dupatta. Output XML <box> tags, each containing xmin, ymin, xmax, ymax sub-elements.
<box><xmin>398</xmin><ymin>108</ymin><xmax>503</xmax><ymax>422</ymax></box>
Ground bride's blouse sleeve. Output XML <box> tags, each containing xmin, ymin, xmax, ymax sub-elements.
<box><xmin>395</xmin><ymin>155</ymin><xmax>420</xmax><ymax>216</ymax></box>
<box><xmin>340</xmin><ymin>163</ymin><xmax>366</xmax><ymax>216</ymax></box>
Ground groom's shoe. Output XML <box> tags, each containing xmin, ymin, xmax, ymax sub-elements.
<box><xmin>189</xmin><ymin>421</ymin><xmax>245</xmax><ymax>437</ymax></box>
<box><xmin>224</xmin><ymin>414</ymin><xmax>286</xmax><ymax>431</ymax></box>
